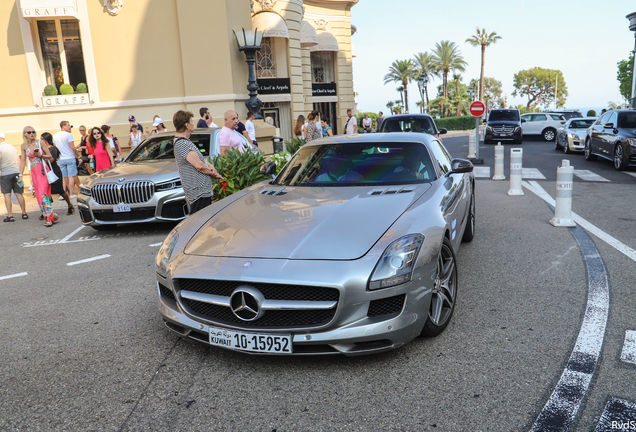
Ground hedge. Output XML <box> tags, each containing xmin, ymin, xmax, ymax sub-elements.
<box><xmin>434</xmin><ymin>116</ymin><xmax>477</xmax><ymax>131</ymax></box>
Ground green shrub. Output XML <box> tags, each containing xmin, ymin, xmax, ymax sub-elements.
<box><xmin>434</xmin><ymin>116</ymin><xmax>477</xmax><ymax>131</ymax></box>
<box><xmin>60</xmin><ymin>84</ymin><xmax>74</xmax><ymax>95</ymax></box>
<box><xmin>285</xmin><ymin>137</ymin><xmax>305</xmax><ymax>155</ymax></box>
<box><xmin>44</xmin><ymin>85</ymin><xmax>58</xmax><ymax>96</ymax></box>
<box><xmin>270</xmin><ymin>151</ymin><xmax>291</xmax><ymax>174</ymax></box>
<box><xmin>76</xmin><ymin>83</ymin><xmax>88</xmax><ymax>93</ymax></box>
<box><xmin>209</xmin><ymin>148</ymin><xmax>270</xmax><ymax>200</ymax></box>
<box><xmin>587</xmin><ymin>110</ymin><xmax>596</xmax><ymax>117</ymax></box>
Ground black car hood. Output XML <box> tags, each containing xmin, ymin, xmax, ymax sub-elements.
<box><xmin>487</xmin><ymin>120</ymin><xmax>521</xmax><ymax>127</ymax></box>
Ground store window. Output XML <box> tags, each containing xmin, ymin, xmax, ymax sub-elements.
<box><xmin>37</xmin><ymin>19</ymin><xmax>87</xmax><ymax>90</ymax></box>
<box><xmin>256</xmin><ymin>37</ymin><xmax>276</xmax><ymax>78</ymax></box>
<box><xmin>310</xmin><ymin>52</ymin><xmax>335</xmax><ymax>83</ymax></box>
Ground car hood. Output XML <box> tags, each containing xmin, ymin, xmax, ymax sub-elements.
<box><xmin>487</xmin><ymin>120</ymin><xmax>520</xmax><ymax>127</ymax></box>
<box><xmin>84</xmin><ymin>160</ymin><xmax>178</xmax><ymax>186</ymax></box>
<box><xmin>184</xmin><ymin>184</ymin><xmax>431</xmax><ymax>260</ymax></box>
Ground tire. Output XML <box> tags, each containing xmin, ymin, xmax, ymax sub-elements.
<box><xmin>421</xmin><ymin>237</ymin><xmax>457</xmax><ymax>337</ymax></box>
<box><xmin>614</xmin><ymin>144</ymin><xmax>628</xmax><ymax>171</ymax></box>
<box><xmin>563</xmin><ymin>141</ymin><xmax>571</xmax><ymax>154</ymax></box>
<box><xmin>461</xmin><ymin>189</ymin><xmax>475</xmax><ymax>243</ymax></box>
<box><xmin>555</xmin><ymin>137</ymin><xmax>561</xmax><ymax>150</ymax></box>
<box><xmin>584</xmin><ymin>138</ymin><xmax>597</xmax><ymax>161</ymax></box>
<box><xmin>542</xmin><ymin>128</ymin><xmax>556</xmax><ymax>142</ymax></box>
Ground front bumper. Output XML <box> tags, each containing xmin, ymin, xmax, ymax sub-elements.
<box><xmin>566</xmin><ymin>135</ymin><xmax>585</xmax><ymax>151</ymax></box>
<box><xmin>156</xmin><ymin>254</ymin><xmax>437</xmax><ymax>356</ymax></box>
<box><xmin>485</xmin><ymin>131</ymin><xmax>522</xmax><ymax>142</ymax></box>
<box><xmin>77</xmin><ymin>188</ymin><xmax>189</xmax><ymax>226</ymax></box>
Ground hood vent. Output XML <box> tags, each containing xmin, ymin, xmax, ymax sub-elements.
<box><xmin>260</xmin><ymin>187</ymin><xmax>287</xmax><ymax>196</ymax></box>
<box><xmin>368</xmin><ymin>187</ymin><xmax>415</xmax><ymax>196</ymax></box>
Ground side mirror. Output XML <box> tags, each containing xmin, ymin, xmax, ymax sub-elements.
<box><xmin>260</xmin><ymin>161</ymin><xmax>277</xmax><ymax>176</ymax></box>
<box><xmin>438</xmin><ymin>128</ymin><xmax>447</xmax><ymax>135</ymax></box>
<box><xmin>448</xmin><ymin>158</ymin><xmax>474</xmax><ymax>175</ymax></box>
<box><xmin>521</xmin><ymin>119</ymin><xmax>527</xmax><ymax>123</ymax></box>
<box><xmin>603</xmin><ymin>123</ymin><xmax>614</xmax><ymax>129</ymax></box>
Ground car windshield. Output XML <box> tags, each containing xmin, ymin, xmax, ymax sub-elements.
<box><xmin>381</xmin><ymin>117</ymin><xmax>436</xmax><ymax>135</ymax></box>
<box><xmin>488</xmin><ymin>110</ymin><xmax>519</xmax><ymax>121</ymax></box>
<box><xmin>273</xmin><ymin>143</ymin><xmax>436</xmax><ymax>187</ymax></box>
<box><xmin>127</xmin><ymin>135</ymin><xmax>211</xmax><ymax>162</ymax></box>
<box><xmin>569</xmin><ymin>120</ymin><xmax>595</xmax><ymax>129</ymax></box>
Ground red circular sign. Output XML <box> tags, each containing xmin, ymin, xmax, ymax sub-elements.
<box><xmin>469</xmin><ymin>101</ymin><xmax>485</xmax><ymax>117</ymax></box>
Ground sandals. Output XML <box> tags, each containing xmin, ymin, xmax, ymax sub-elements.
<box><xmin>3</xmin><ymin>216</ymin><xmax>15</xmax><ymax>222</ymax></box>
<box><xmin>44</xmin><ymin>221</ymin><xmax>53</xmax><ymax>227</ymax></box>
<box><xmin>22</xmin><ymin>214</ymin><xmax>28</xmax><ymax>219</ymax></box>
<box><xmin>67</xmin><ymin>206</ymin><xmax>75</xmax><ymax>215</ymax></box>
<box><xmin>39</xmin><ymin>215</ymin><xmax>45</xmax><ymax>221</ymax></box>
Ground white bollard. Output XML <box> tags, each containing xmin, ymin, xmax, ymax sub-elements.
<box><xmin>508</xmin><ymin>148</ymin><xmax>524</xmax><ymax>195</ymax></box>
<box><xmin>550</xmin><ymin>160</ymin><xmax>576</xmax><ymax>227</ymax></box>
<box><xmin>492</xmin><ymin>142</ymin><xmax>505</xmax><ymax>180</ymax></box>
<box><xmin>468</xmin><ymin>134</ymin><xmax>476</xmax><ymax>159</ymax></box>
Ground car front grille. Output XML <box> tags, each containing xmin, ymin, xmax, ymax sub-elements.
<box><xmin>160</xmin><ymin>200</ymin><xmax>188</xmax><ymax>219</ymax></box>
<box><xmin>92</xmin><ymin>182</ymin><xmax>154</xmax><ymax>205</ymax></box>
<box><xmin>158</xmin><ymin>283</ymin><xmax>176</xmax><ymax>302</ymax></box>
<box><xmin>175</xmin><ymin>278</ymin><xmax>339</xmax><ymax>329</ymax></box>
<box><xmin>92</xmin><ymin>207</ymin><xmax>156</xmax><ymax>221</ymax></box>
<box><xmin>493</xmin><ymin>126</ymin><xmax>515</xmax><ymax>133</ymax></box>
<box><xmin>368</xmin><ymin>294</ymin><xmax>406</xmax><ymax>317</ymax></box>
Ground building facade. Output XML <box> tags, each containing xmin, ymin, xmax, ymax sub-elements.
<box><xmin>0</xmin><ymin>0</ymin><xmax>357</xmax><ymax>154</ymax></box>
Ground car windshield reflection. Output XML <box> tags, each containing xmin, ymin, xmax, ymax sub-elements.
<box><xmin>273</xmin><ymin>143</ymin><xmax>436</xmax><ymax>187</ymax></box>
<box><xmin>569</xmin><ymin>120</ymin><xmax>595</xmax><ymax>129</ymax></box>
<box><xmin>126</xmin><ymin>135</ymin><xmax>211</xmax><ymax>162</ymax></box>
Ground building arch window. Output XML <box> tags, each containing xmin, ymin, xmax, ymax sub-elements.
<box><xmin>310</xmin><ymin>51</ymin><xmax>334</xmax><ymax>84</ymax></box>
<box><xmin>256</xmin><ymin>37</ymin><xmax>276</xmax><ymax>78</ymax></box>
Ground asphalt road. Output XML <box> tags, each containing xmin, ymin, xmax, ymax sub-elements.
<box><xmin>1</xmin><ymin>136</ymin><xmax>635</xmax><ymax>431</ymax></box>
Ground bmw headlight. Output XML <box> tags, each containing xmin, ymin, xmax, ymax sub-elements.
<box><xmin>156</xmin><ymin>229</ymin><xmax>179</xmax><ymax>275</ymax></box>
<box><xmin>369</xmin><ymin>234</ymin><xmax>424</xmax><ymax>290</ymax></box>
<box><xmin>79</xmin><ymin>185</ymin><xmax>91</xmax><ymax>196</ymax></box>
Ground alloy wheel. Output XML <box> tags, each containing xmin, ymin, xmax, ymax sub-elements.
<box><xmin>614</xmin><ymin>145</ymin><xmax>625</xmax><ymax>170</ymax></box>
<box><xmin>429</xmin><ymin>243</ymin><xmax>456</xmax><ymax>327</ymax></box>
<box><xmin>543</xmin><ymin>129</ymin><xmax>555</xmax><ymax>141</ymax></box>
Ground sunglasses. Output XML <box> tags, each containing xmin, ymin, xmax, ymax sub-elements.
<box><xmin>93</xmin><ymin>132</ymin><xmax>102</xmax><ymax>136</ymax></box>
<box><xmin>26</xmin><ymin>131</ymin><xmax>36</xmax><ymax>134</ymax></box>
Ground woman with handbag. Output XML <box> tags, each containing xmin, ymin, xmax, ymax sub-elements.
<box><xmin>19</xmin><ymin>126</ymin><xmax>58</xmax><ymax>227</ymax></box>
<box><xmin>40</xmin><ymin>132</ymin><xmax>74</xmax><ymax>216</ymax></box>
<box><xmin>89</xmin><ymin>127</ymin><xmax>114</xmax><ymax>172</ymax></box>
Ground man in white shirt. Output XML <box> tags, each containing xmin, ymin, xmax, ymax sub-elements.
<box><xmin>344</xmin><ymin>109</ymin><xmax>357</xmax><ymax>135</ymax></box>
<box><xmin>53</xmin><ymin>120</ymin><xmax>79</xmax><ymax>198</ymax></box>
<box><xmin>245</xmin><ymin>111</ymin><xmax>257</xmax><ymax>146</ymax></box>
<box><xmin>0</xmin><ymin>132</ymin><xmax>27</xmax><ymax>220</ymax></box>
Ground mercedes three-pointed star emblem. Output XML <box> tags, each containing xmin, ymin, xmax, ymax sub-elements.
<box><xmin>229</xmin><ymin>286</ymin><xmax>265</xmax><ymax>321</ymax></box>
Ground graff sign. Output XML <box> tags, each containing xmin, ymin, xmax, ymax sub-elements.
<box><xmin>42</xmin><ymin>94</ymin><xmax>89</xmax><ymax>107</ymax></box>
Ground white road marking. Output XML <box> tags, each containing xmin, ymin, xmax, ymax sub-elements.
<box><xmin>522</xmin><ymin>168</ymin><xmax>546</xmax><ymax>179</ymax></box>
<box><xmin>473</xmin><ymin>166</ymin><xmax>491</xmax><ymax>178</ymax></box>
<box><xmin>523</xmin><ymin>181</ymin><xmax>636</xmax><ymax>263</ymax></box>
<box><xmin>67</xmin><ymin>254</ymin><xmax>111</xmax><ymax>266</ymax></box>
<box><xmin>625</xmin><ymin>172</ymin><xmax>636</xmax><ymax>178</ymax></box>
<box><xmin>23</xmin><ymin>225</ymin><xmax>100</xmax><ymax>247</ymax></box>
<box><xmin>620</xmin><ymin>330</ymin><xmax>636</xmax><ymax>364</ymax></box>
<box><xmin>595</xmin><ymin>398</ymin><xmax>636</xmax><ymax>431</ymax></box>
<box><xmin>0</xmin><ymin>272</ymin><xmax>28</xmax><ymax>281</ymax></box>
<box><xmin>573</xmin><ymin>170</ymin><xmax>610</xmax><ymax>182</ymax></box>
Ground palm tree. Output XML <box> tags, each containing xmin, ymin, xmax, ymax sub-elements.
<box><xmin>452</xmin><ymin>74</ymin><xmax>463</xmax><ymax>116</ymax></box>
<box><xmin>413</xmin><ymin>52</ymin><xmax>439</xmax><ymax>113</ymax></box>
<box><xmin>386</xmin><ymin>101</ymin><xmax>395</xmax><ymax>115</ymax></box>
<box><xmin>416</xmin><ymin>100</ymin><xmax>424</xmax><ymax>114</ymax></box>
<box><xmin>383</xmin><ymin>60</ymin><xmax>418</xmax><ymax>113</ymax></box>
<box><xmin>396</xmin><ymin>86</ymin><xmax>405</xmax><ymax>107</ymax></box>
<box><xmin>466</xmin><ymin>28</ymin><xmax>502</xmax><ymax>101</ymax></box>
<box><xmin>430</xmin><ymin>41</ymin><xmax>467</xmax><ymax>117</ymax></box>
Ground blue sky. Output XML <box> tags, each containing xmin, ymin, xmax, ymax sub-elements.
<box><xmin>351</xmin><ymin>0</ymin><xmax>636</xmax><ymax>114</ymax></box>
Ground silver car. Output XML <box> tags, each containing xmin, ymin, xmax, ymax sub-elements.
<box><xmin>156</xmin><ymin>133</ymin><xmax>475</xmax><ymax>356</ymax></box>
<box><xmin>77</xmin><ymin>128</ymin><xmax>252</xmax><ymax>229</ymax></box>
<box><xmin>555</xmin><ymin>117</ymin><xmax>596</xmax><ymax>153</ymax></box>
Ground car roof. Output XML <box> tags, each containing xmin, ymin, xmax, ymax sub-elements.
<box><xmin>302</xmin><ymin>132</ymin><xmax>437</xmax><ymax>147</ymax></box>
<box><xmin>383</xmin><ymin>113</ymin><xmax>434</xmax><ymax>120</ymax></box>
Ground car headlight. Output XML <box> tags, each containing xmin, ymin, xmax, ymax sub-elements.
<box><xmin>79</xmin><ymin>185</ymin><xmax>91</xmax><ymax>196</ymax></box>
<box><xmin>369</xmin><ymin>234</ymin><xmax>424</xmax><ymax>290</ymax></box>
<box><xmin>627</xmin><ymin>138</ymin><xmax>636</xmax><ymax>147</ymax></box>
<box><xmin>486</xmin><ymin>126</ymin><xmax>493</xmax><ymax>133</ymax></box>
<box><xmin>514</xmin><ymin>126</ymin><xmax>521</xmax><ymax>132</ymax></box>
<box><xmin>156</xmin><ymin>229</ymin><xmax>179</xmax><ymax>275</ymax></box>
<box><xmin>569</xmin><ymin>133</ymin><xmax>580</xmax><ymax>140</ymax></box>
<box><xmin>155</xmin><ymin>178</ymin><xmax>183</xmax><ymax>192</ymax></box>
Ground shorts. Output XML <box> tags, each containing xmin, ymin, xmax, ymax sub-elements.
<box><xmin>189</xmin><ymin>195</ymin><xmax>212</xmax><ymax>215</ymax></box>
<box><xmin>59</xmin><ymin>158</ymin><xmax>78</xmax><ymax>177</ymax></box>
<box><xmin>1</xmin><ymin>174</ymin><xmax>24</xmax><ymax>195</ymax></box>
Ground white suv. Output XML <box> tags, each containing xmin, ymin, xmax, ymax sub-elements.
<box><xmin>520</xmin><ymin>113</ymin><xmax>566</xmax><ymax>141</ymax></box>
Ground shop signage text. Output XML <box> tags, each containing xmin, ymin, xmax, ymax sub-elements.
<box><xmin>22</xmin><ymin>7</ymin><xmax>77</xmax><ymax>17</ymax></box>
<box><xmin>42</xmin><ymin>93</ymin><xmax>89</xmax><ymax>107</ymax></box>
<box><xmin>312</xmin><ymin>83</ymin><xmax>337</xmax><ymax>97</ymax></box>
<box><xmin>257</xmin><ymin>78</ymin><xmax>291</xmax><ymax>95</ymax></box>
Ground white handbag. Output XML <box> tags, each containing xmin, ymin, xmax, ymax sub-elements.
<box><xmin>45</xmin><ymin>160</ymin><xmax>59</xmax><ymax>184</ymax></box>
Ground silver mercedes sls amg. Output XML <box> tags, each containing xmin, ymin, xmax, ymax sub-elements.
<box><xmin>156</xmin><ymin>132</ymin><xmax>475</xmax><ymax>355</ymax></box>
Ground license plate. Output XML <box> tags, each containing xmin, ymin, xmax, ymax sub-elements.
<box><xmin>112</xmin><ymin>204</ymin><xmax>131</xmax><ymax>212</ymax></box>
<box><xmin>209</xmin><ymin>326</ymin><xmax>293</xmax><ymax>354</ymax></box>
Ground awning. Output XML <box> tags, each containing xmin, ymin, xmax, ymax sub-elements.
<box><xmin>309</xmin><ymin>31</ymin><xmax>339</xmax><ymax>52</ymax></box>
<box><xmin>20</xmin><ymin>0</ymin><xmax>78</xmax><ymax>19</ymax></box>
<box><xmin>252</xmin><ymin>12</ymin><xmax>289</xmax><ymax>39</ymax></box>
<box><xmin>300</xmin><ymin>21</ymin><xmax>319</xmax><ymax>47</ymax></box>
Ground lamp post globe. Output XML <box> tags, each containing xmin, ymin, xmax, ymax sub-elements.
<box><xmin>233</xmin><ymin>28</ymin><xmax>264</xmax><ymax>119</ymax></box>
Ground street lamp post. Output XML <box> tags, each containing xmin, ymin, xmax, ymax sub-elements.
<box><xmin>233</xmin><ymin>28</ymin><xmax>264</xmax><ymax>119</ymax></box>
<box><xmin>627</xmin><ymin>12</ymin><xmax>636</xmax><ymax>109</ymax></box>
<box><xmin>417</xmin><ymin>73</ymin><xmax>429</xmax><ymax>114</ymax></box>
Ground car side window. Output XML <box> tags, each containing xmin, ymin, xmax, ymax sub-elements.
<box><xmin>428</xmin><ymin>140</ymin><xmax>452</xmax><ymax>175</ymax></box>
<box><xmin>596</xmin><ymin>112</ymin><xmax>611</xmax><ymax>125</ymax></box>
<box><xmin>190</xmin><ymin>134</ymin><xmax>211</xmax><ymax>157</ymax></box>
<box><xmin>534</xmin><ymin>114</ymin><xmax>547</xmax><ymax>121</ymax></box>
<box><xmin>521</xmin><ymin>115</ymin><xmax>530</xmax><ymax>122</ymax></box>
<box><xmin>550</xmin><ymin>115</ymin><xmax>563</xmax><ymax>121</ymax></box>
<box><xmin>607</xmin><ymin>112</ymin><xmax>618</xmax><ymax>128</ymax></box>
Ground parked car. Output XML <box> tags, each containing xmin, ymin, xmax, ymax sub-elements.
<box><xmin>545</xmin><ymin>110</ymin><xmax>584</xmax><ymax>121</ymax></box>
<box><xmin>156</xmin><ymin>132</ymin><xmax>475</xmax><ymax>356</ymax></box>
<box><xmin>555</xmin><ymin>117</ymin><xmax>596</xmax><ymax>153</ymax></box>
<box><xmin>77</xmin><ymin>128</ymin><xmax>254</xmax><ymax>230</ymax></box>
<box><xmin>379</xmin><ymin>114</ymin><xmax>447</xmax><ymax>139</ymax></box>
<box><xmin>585</xmin><ymin>109</ymin><xmax>636</xmax><ymax>170</ymax></box>
<box><xmin>520</xmin><ymin>113</ymin><xmax>566</xmax><ymax>141</ymax></box>
<box><xmin>484</xmin><ymin>109</ymin><xmax>522</xmax><ymax>144</ymax></box>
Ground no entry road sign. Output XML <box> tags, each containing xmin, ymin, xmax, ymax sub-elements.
<box><xmin>469</xmin><ymin>101</ymin><xmax>485</xmax><ymax>117</ymax></box>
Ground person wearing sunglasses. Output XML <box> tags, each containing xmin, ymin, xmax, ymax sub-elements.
<box><xmin>19</xmin><ymin>127</ymin><xmax>59</xmax><ymax>227</ymax></box>
<box><xmin>89</xmin><ymin>127</ymin><xmax>114</xmax><ymax>172</ymax></box>
<box><xmin>40</xmin><ymin>132</ymin><xmax>74</xmax><ymax>215</ymax></box>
